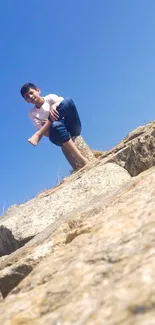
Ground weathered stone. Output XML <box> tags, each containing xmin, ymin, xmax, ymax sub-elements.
<box><xmin>1</xmin><ymin>122</ymin><xmax>155</xmax><ymax>324</ymax></box>
<box><xmin>0</xmin><ymin>162</ymin><xmax>130</xmax><ymax>244</ymax></box>
<box><xmin>0</xmin><ymin>167</ymin><xmax>155</xmax><ymax>324</ymax></box>
<box><xmin>100</xmin><ymin>121</ymin><xmax>155</xmax><ymax>176</ymax></box>
<box><xmin>0</xmin><ymin>226</ymin><xmax>20</xmax><ymax>257</ymax></box>
<box><xmin>3</xmin><ymin>121</ymin><xmax>155</xmax><ymax>245</ymax></box>
<box><xmin>0</xmin><ymin>187</ymin><xmax>122</xmax><ymax>298</ymax></box>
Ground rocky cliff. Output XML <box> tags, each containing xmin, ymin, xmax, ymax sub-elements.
<box><xmin>0</xmin><ymin>122</ymin><xmax>155</xmax><ymax>324</ymax></box>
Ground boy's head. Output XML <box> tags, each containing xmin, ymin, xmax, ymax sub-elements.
<box><xmin>20</xmin><ymin>83</ymin><xmax>42</xmax><ymax>105</ymax></box>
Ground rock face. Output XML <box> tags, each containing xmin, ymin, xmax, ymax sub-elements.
<box><xmin>100</xmin><ymin>121</ymin><xmax>155</xmax><ymax>176</ymax></box>
<box><xmin>0</xmin><ymin>226</ymin><xmax>20</xmax><ymax>257</ymax></box>
<box><xmin>1</xmin><ymin>122</ymin><xmax>155</xmax><ymax>324</ymax></box>
<box><xmin>0</xmin><ymin>162</ymin><xmax>130</xmax><ymax>243</ymax></box>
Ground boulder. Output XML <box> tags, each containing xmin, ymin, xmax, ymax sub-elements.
<box><xmin>0</xmin><ymin>162</ymin><xmax>130</xmax><ymax>244</ymax></box>
<box><xmin>0</xmin><ymin>167</ymin><xmax>155</xmax><ymax>324</ymax></box>
<box><xmin>100</xmin><ymin>121</ymin><xmax>155</xmax><ymax>176</ymax></box>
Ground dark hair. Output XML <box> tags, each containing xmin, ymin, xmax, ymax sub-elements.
<box><xmin>20</xmin><ymin>83</ymin><xmax>37</xmax><ymax>98</ymax></box>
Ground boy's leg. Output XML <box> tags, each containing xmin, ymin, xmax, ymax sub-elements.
<box><xmin>62</xmin><ymin>139</ymin><xmax>88</xmax><ymax>166</ymax></box>
<box><xmin>61</xmin><ymin>145</ymin><xmax>81</xmax><ymax>170</ymax></box>
<box><xmin>49</xmin><ymin>120</ymin><xmax>88</xmax><ymax>167</ymax></box>
<box><xmin>28</xmin><ymin>98</ymin><xmax>81</xmax><ymax>147</ymax></box>
<box><xmin>28</xmin><ymin>120</ymin><xmax>51</xmax><ymax>146</ymax></box>
<box><xmin>59</xmin><ymin>99</ymin><xmax>88</xmax><ymax>166</ymax></box>
<box><xmin>49</xmin><ymin>100</ymin><xmax>88</xmax><ymax>167</ymax></box>
<box><xmin>57</xmin><ymin>98</ymin><xmax>82</xmax><ymax>138</ymax></box>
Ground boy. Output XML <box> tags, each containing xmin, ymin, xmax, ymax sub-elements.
<box><xmin>20</xmin><ymin>83</ymin><xmax>88</xmax><ymax>167</ymax></box>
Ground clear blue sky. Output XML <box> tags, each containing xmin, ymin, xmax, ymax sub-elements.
<box><xmin>1</xmin><ymin>0</ymin><xmax>155</xmax><ymax>213</ymax></box>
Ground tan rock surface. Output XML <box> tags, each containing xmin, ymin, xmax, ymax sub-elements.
<box><xmin>0</xmin><ymin>166</ymin><xmax>155</xmax><ymax>324</ymax></box>
<box><xmin>0</xmin><ymin>162</ymin><xmax>130</xmax><ymax>243</ymax></box>
<box><xmin>100</xmin><ymin>121</ymin><xmax>155</xmax><ymax>176</ymax></box>
<box><xmin>1</xmin><ymin>122</ymin><xmax>155</xmax><ymax>324</ymax></box>
<box><xmin>2</xmin><ymin>121</ymin><xmax>155</xmax><ymax>246</ymax></box>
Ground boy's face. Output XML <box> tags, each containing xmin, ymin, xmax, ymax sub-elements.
<box><xmin>24</xmin><ymin>88</ymin><xmax>42</xmax><ymax>105</ymax></box>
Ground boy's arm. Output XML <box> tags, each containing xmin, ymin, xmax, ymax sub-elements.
<box><xmin>28</xmin><ymin>111</ymin><xmax>42</xmax><ymax>130</ymax></box>
<box><xmin>35</xmin><ymin>120</ymin><xmax>50</xmax><ymax>138</ymax></box>
<box><xmin>28</xmin><ymin>112</ymin><xmax>49</xmax><ymax>136</ymax></box>
<box><xmin>49</xmin><ymin>99</ymin><xmax>64</xmax><ymax>121</ymax></box>
<box><xmin>46</xmin><ymin>94</ymin><xmax>64</xmax><ymax>121</ymax></box>
<box><xmin>31</xmin><ymin>98</ymin><xmax>64</xmax><ymax>136</ymax></box>
<box><xmin>53</xmin><ymin>98</ymin><xmax>64</xmax><ymax>108</ymax></box>
<box><xmin>46</xmin><ymin>94</ymin><xmax>64</xmax><ymax>106</ymax></box>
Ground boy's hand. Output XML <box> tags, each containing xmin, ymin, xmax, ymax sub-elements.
<box><xmin>49</xmin><ymin>105</ymin><xmax>59</xmax><ymax>121</ymax></box>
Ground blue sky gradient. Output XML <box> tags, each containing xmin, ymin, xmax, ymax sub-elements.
<box><xmin>1</xmin><ymin>0</ymin><xmax>155</xmax><ymax>212</ymax></box>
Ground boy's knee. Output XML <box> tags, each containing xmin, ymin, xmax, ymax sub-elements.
<box><xmin>51</xmin><ymin>121</ymin><xmax>62</xmax><ymax>129</ymax></box>
<box><xmin>49</xmin><ymin>121</ymin><xmax>71</xmax><ymax>146</ymax></box>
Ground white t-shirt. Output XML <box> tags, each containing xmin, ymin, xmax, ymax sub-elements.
<box><xmin>29</xmin><ymin>94</ymin><xmax>64</xmax><ymax>130</ymax></box>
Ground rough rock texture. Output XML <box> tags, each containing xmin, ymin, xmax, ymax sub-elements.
<box><xmin>0</xmin><ymin>226</ymin><xmax>20</xmax><ymax>257</ymax></box>
<box><xmin>0</xmin><ymin>162</ymin><xmax>130</xmax><ymax>243</ymax></box>
<box><xmin>1</xmin><ymin>166</ymin><xmax>155</xmax><ymax>324</ymax></box>
<box><xmin>100</xmin><ymin>121</ymin><xmax>155</xmax><ymax>176</ymax></box>
<box><xmin>1</xmin><ymin>122</ymin><xmax>155</xmax><ymax>324</ymax></box>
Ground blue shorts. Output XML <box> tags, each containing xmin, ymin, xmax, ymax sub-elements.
<box><xmin>48</xmin><ymin>98</ymin><xmax>81</xmax><ymax>147</ymax></box>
